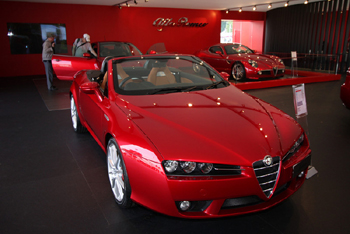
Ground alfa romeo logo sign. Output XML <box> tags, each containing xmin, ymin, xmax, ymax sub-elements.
<box><xmin>153</xmin><ymin>17</ymin><xmax>208</xmax><ymax>31</ymax></box>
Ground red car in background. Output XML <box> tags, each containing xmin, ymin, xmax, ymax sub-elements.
<box><xmin>69</xmin><ymin>54</ymin><xmax>311</xmax><ymax>218</ymax></box>
<box><xmin>52</xmin><ymin>41</ymin><xmax>142</xmax><ymax>80</ymax></box>
<box><xmin>341</xmin><ymin>67</ymin><xmax>350</xmax><ymax>108</ymax></box>
<box><xmin>194</xmin><ymin>43</ymin><xmax>285</xmax><ymax>81</ymax></box>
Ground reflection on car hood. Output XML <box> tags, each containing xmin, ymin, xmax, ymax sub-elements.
<box><xmin>118</xmin><ymin>85</ymin><xmax>301</xmax><ymax>166</ymax></box>
<box><xmin>229</xmin><ymin>54</ymin><xmax>283</xmax><ymax>67</ymax></box>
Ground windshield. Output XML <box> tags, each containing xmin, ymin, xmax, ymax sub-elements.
<box><xmin>224</xmin><ymin>44</ymin><xmax>253</xmax><ymax>54</ymax></box>
<box><xmin>99</xmin><ymin>42</ymin><xmax>142</xmax><ymax>57</ymax></box>
<box><xmin>113</xmin><ymin>57</ymin><xmax>228</xmax><ymax>95</ymax></box>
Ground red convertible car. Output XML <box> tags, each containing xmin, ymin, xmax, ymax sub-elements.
<box><xmin>52</xmin><ymin>41</ymin><xmax>142</xmax><ymax>80</ymax></box>
<box><xmin>194</xmin><ymin>43</ymin><xmax>285</xmax><ymax>81</ymax></box>
<box><xmin>68</xmin><ymin>54</ymin><xmax>311</xmax><ymax>218</ymax></box>
<box><xmin>341</xmin><ymin>67</ymin><xmax>350</xmax><ymax>108</ymax></box>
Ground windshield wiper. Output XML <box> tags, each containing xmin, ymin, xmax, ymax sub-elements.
<box><xmin>206</xmin><ymin>81</ymin><xmax>227</xmax><ymax>90</ymax></box>
<box><xmin>149</xmin><ymin>87</ymin><xmax>185</xmax><ymax>94</ymax></box>
<box><xmin>183</xmin><ymin>86</ymin><xmax>204</xmax><ymax>92</ymax></box>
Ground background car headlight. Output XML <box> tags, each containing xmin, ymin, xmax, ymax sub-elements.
<box><xmin>278</xmin><ymin>58</ymin><xmax>284</xmax><ymax>64</ymax></box>
<box><xmin>180</xmin><ymin>161</ymin><xmax>196</xmax><ymax>173</ymax></box>
<box><xmin>164</xmin><ymin>160</ymin><xmax>178</xmax><ymax>173</ymax></box>
<box><xmin>198</xmin><ymin>163</ymin><xmax>213</xmax><ymax>174</ymax></box>
<box><xmin>248</xmin><ymin>59</ymin><xmax>258</xmax><ymax>68</ymax></box>
<box><xmin>282</xmin><ymin>134</ymin><xmax>305</xmax><ymax>162</ymax></box>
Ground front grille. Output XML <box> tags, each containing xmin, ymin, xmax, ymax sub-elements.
<box><xmin>221</xmin><ymin>182</ymin><xmax>289</xmax><ymax>210</ymax></box>
<box><xmin>221</xmin><ymin>196</ymin><xmax>262</xmax><ymax>209</ymax></box>
<box><xmin>260</xmin><ymin>70</ymin><xmax>272</xmax><ymax>75</ymax></box>
<box><xmin>253</xmin><ymin>156</ymin><xmax>281</xmax><ymax>198</ymax></box>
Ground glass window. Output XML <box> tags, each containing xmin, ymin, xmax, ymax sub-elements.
<box><xmin>113</xmin><ymin>57</ymin><xmax>228</xmax><ymax>95</ymax></box>
<box><xmin>7</xmin><ymin>23</ymin><xmax>67</xmax><ymax>54</ymax></box>
<box><xmin>99</xmin><ymin>42</ymin><xmax>142</xmax><ymax>57</ymax></box>
<box><xmin>224</xmin><ymin>44</ymin><xmax>253</xmax><ymax>54</ymax></box>
<box><xmin>209</xmin><ymin>46</ymin><xmax>224</xmax><ymax>54</ymax></box>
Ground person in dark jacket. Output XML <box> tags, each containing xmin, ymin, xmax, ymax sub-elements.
<box><xmin>42</xmin><ymin>33</ymin><xmax>57</xmax><ymax>91</ymax></box>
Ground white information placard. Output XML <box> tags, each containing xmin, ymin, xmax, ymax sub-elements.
<box><xmin>293</xmin><ymin>83</ymin><xmax>308</xmax><ymax>117</ymax></box>
<box><xmin>291</xmin><ymin>51</ymin><xmax>297</xmax><ymax>61</ymax></box>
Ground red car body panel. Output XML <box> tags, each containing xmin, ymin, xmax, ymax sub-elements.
<box><xmin>194</xmin><ymin>43</ymin><xmax>285</xmax><ymax>79</ymax></box>
<box><xmin>52</xmin><ymin>41</ymin><xmax>142</xmax><ymax>81</ymax></box>
<box><xmin>341</xmin><ymin>67</ymin><xmax>350</xmax><ymax>108</ymax></box>
<box><xmin>70</xmin><ymin>55</ymin><xmax>311</xmax><ymax>218</ymax></box>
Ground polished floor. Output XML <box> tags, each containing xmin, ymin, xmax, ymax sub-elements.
<box><xmin>1</xmin><ymin>75</ymin><xmax>350</xmax><ymax>234</ymax></box>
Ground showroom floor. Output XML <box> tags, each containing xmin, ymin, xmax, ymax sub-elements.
<box><xmin>1</xmin><ymin>75</ymin><xmax>349</xmax><ymax>234</ymax></box>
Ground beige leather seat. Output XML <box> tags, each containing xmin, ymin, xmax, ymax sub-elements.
<box><xmin>101</xmin><ymin>64</ymin><xmax>129</xmax><ymax>90</ymax></box>
<box><xmin>147</xmin><ymin>66</ymin><xmax>176</xmax><ymax>86</ymax></box>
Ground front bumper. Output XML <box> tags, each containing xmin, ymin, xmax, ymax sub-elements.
<box><xmin>164</xmin><ymin>150</ymin><xmax>311</xmax><ymax>218</ymax></box>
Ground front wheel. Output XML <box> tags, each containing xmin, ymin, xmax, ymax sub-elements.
<box><xmin>107</xmin><ymin>138</ymin><xmax>133</xmax><ymax>208</ymax></box>
<box><xmin>231</xmin><ymin>62</ymin><xmax>246</xmax><ymax>81</ymax></box>
<box><xmin>70</xmin><ymin>95</ymin><xmax>86</xmax><ymax>133</ymax></box>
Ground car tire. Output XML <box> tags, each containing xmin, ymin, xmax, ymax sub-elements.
<box><xmin>107</xmin><ymin>138</ymin><xmax>133</xmax><ymax>208</ymax></box>
<box><xmin>231</xmin><ymin>62</ymin><xmax>246</xmax><ymax>81</ymax></box>
<box><xmin>70</xmin><ymin>95</ymin><xmax>87</xmax><ymax>133</ymax></box>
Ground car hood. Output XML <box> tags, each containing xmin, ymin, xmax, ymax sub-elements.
<box><xmin>117</xmin><ymin>85</ymin><xmax>301</xmax><ymax>166</ymax></box>
<box><xmin>228</xmin><ymin>54</ymin><xmax>283</xmax><ymax>67</ymax></box>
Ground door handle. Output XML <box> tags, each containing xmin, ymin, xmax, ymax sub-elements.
<box><xmin>55</xmin><ymin>59</ymin><xmax>61</xmax><ymax>62</ymax></box>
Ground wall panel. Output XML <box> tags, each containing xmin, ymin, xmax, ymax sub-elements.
<box><xmin>265</xmin><ymin>0</ymin><xmax>350</xmax><ymax>72</ymax></box>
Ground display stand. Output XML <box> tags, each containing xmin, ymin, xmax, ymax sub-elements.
<box><xmin>292</xmin><ymin>83</ymin><xmax>318</xmax><ymax>179</ymax></box>
<box><xmin>291</xmin><ymin>51</ymin><xmax>298</xmax><ymax>78</ymax></box>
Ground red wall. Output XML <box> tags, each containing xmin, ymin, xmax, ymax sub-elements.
<box><xmin>0</xmin><ymin>1</ymin><xmax>265</xmax><ymax>77</ymax></box>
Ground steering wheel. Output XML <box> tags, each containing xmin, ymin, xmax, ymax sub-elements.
<box><xmin>119</xmin><ymin>76</ymin><xmax>145</xmax><ymax>87</ymax></box>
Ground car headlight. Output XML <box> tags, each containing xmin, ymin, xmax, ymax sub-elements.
<box><xmin>163</xmin><ymin>160</ymin><xmax>178</xmax><ymax>173</ymax></box>
<box><xmin>248</xmin><ymin>59</ymin><xmax>258</xmax><ymax>68</ymax></box>
<box><xmin>278</xmin><ymin>58</ymin><xmax>284</xmax><ymax>64</ymax></box>
<box><xmin>162</xmin><ymin>160</ymin><xmax>241</xmax><ymax>177</ymax></box>
<box><xmin>198</xmin><ymin>162</ymin><xmax>213</xmax><ymax>174</ymax></box>
<box><xmin>282</xmin><ymin>134</ymin><xmax>305</xmax><ymax>162</ymax></box>
<box><xmin>180</xmin><ymin>161</ymin><xmax>196</xmax><ymax>173</ymax></box>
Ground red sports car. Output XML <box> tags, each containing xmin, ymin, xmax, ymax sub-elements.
<box><xmin>194</xmin><ymin>43</ymin><xmax>285</xmax><ymax>81</ymax></box>
<box><xmin>341</xmin><ymin>67</ymin><xmax>350</xmax><ymax>108</ymax></box>
<box><xmin>52</xmin><ymin>41</ymin><xmax>142</xmax><ymax>80</ymax></box>
<box><xmin>68</xmin><ymin>54</ymin><xmax>311</xmax><ymax>218</ymax></box>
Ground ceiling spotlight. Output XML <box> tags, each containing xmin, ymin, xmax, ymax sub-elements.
<box><xmin>268</xmin><ymin>3</ymin><xmax>272</xmax><ymax>8</ymax></box>
<box><xmin>226</xmin><ymin>9</ymin><xmax>229</xmax><ymax>14</ymax></box>
<box><xmin>119</xmin><ymin>4</ymin><xmax>122</xmax><ymax>9</ymax></box>
<box><xmin>253</xmin><ymin>5</ymin><xmax>256</xmax><ymax>10</ymax></box>
<box><xmin>239</xmin><ymin>7</ymin><xmax>242</xmax><ymax>12</ymax></box>
<box><xmin>134</xmin><ymin>0</ymin><xmax>138</xmax><ymax>4</ymax></box>
<box><xmin>304</xmin><ymin>0</ymin><xmax>308</xmax><ymax>4</ymax></box>
<box><xmin>145</xmin><ymin>0</ymin><xmax>149</xmax><ymax>2</ymax></box>
<box><xmin>126</xmin><ymin>2</ymin><xmax>130</xmax><ymax>7</ymax></box>
<box><xmin>285</xmin><ymin>1</ymin><xmax>289</xmax><ymax>7</ymax></box>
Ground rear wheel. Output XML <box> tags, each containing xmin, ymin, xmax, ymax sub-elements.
<box><xmin>231</xmin><ymin>62</ymin><xmax>246</xmax><ymax>81</ymax></box>
<box><xmin>107</xmin><ymin>138</ymin><xmax>132</xmax><ymax>208</ymax></box>
<box><xmin>70</xmin><ymin>95</ymin><xmax>86</xmax><ymax>133</ymax></box>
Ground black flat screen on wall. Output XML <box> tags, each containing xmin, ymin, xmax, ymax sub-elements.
<box><xmin>7</xmin><ymin>23</ymin><xmax>67</xmax><ymax>54</ymax></box>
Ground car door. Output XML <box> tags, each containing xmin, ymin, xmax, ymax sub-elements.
<box><xmin>78</xmin><ymin>75</ymin><xmax>111</xmax><ymax>144</ymax></box>
<box><xmin>202</xmin><ymin>46</ymin><xmax>231</xmax><ymax>73</ymax></box>
<box><xmin>52</xmin><ymin>54</ymin><xmax>100</xmax><ymax>81</ymax></box>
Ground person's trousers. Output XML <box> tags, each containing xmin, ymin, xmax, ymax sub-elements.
<box><xmin>43</xmin><ymin>60</ymin><xmax>54</xmax><ymax>90</ymax></box>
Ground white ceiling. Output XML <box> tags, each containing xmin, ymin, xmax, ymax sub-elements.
<box><xmin>6</xmin><ymin>0</ymin><xmax>320</xmax><ymax>12</ymax></box>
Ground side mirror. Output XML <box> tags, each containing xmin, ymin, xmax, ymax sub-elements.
<box><xmin>83</xmin><ymin>52</ymin><xmax>92</xmax><ymax>58</ymax></box>
<box><xmin>215</xmin><ymin>51</ymin><xmax>223</xmax><ymax>56</ymax></box>
<box><xmin>80</xmin><ymin>82</ymin><xmax>103</xmax><ymax>102</ymax></box>
<box><xmin>149</xmin><ymin>50</ymin><xmax>157</xmax><ymax>54</ymax></box>
<box><xmin>220</xmin><ymin>72</ymin><xmax>230</xmax><ymax>81</ymax></box>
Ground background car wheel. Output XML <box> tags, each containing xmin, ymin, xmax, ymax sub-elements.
<box><xmin>231</xmin><ymin>62</ymin><xmax>246</xmax><ymax>81</ymax></box>
<box><xmin>107</xmin><ymin>138</ymin><xmax>132</xmax><ymax>208</ymax></box>
<box><xmin>70</xmin><ymin>95</ymin><xmax>87</xmax><ymax>133</ymax></box>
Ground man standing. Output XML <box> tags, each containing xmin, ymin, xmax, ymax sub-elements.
<box><xmin>72</xmin><ymin>33</ymin><xmax>97</xmax><ymax>57</ymax></box>
<box><xmin>42</xmin><ymin>33</ymin><xmax>57</xmax><ymax>91</ymax></box>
